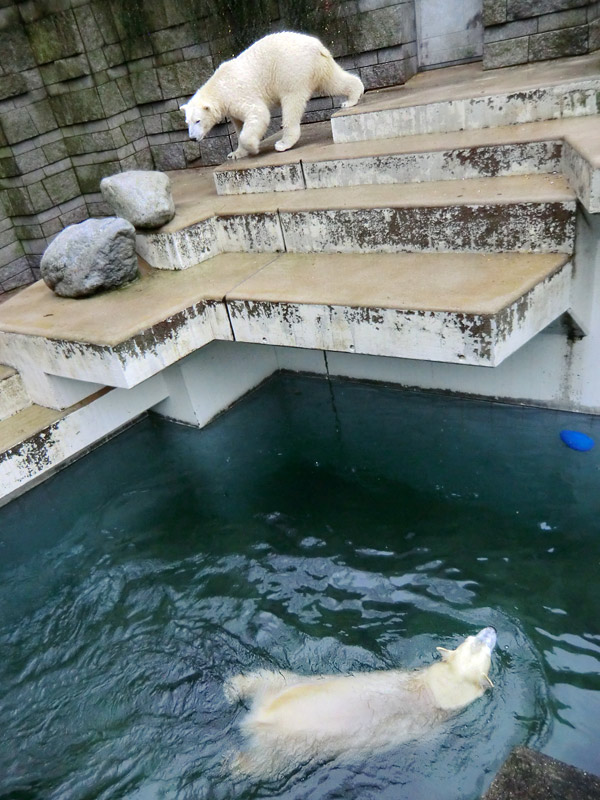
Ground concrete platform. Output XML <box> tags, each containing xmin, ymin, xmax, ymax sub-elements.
<box><xmin>137</xmin><ymin>171</ymin><xmax>576</xmax><ymax>270</ymax></box>
<box><xmin>331</xmin><ymin>52</ymin><xmax>600</xmax><ymax>143</ymax></box>
<box><xmin>1</xmin><ymin>50</ymin><xmax>599</xmax><ymax>504</ymax></box>
<box><xmin>276</xmin><ymin>174</ymin><xmax>574</xmax><ymax>256</ymax></box>
<box><xmin>0</xmin><ymin>254</ymin><xmax>277</xmax><ymax>390</ymax></box>
<box><xmin>0</xmin><ymin>251</ymin><xmax>572</xmax><ymax>387</ymax></box>
<box><xmin>212</xmin><ymin>117</ymin><xmax>600</xmax><ymax>213</ymax></box>
<box><xmin>226</xmin><ymin>252</ymin><xmax>572</xmax><ymax>366</ymax></box>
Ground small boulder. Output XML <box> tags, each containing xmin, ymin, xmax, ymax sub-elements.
<box><xmin>41</xmin><ymin>217</ymin><xmax>138</xmax><ymax>298</ymax></box>
<box><xmin>100</xmin><ymin>170</ymin><xmax>176</xmax><ymax>229</ymax></box>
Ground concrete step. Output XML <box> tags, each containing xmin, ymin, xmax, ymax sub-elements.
<box><xmin>0</xmin><ymin>254</ymin><xmax>276</xmax><ymax>391</ymax></box>
<box><xmin>212</xmin><ymin>117</ymin><xmax>600</xmax><ymax>213</ymax></box>
<box><xmin>226</xmin><ymin>252</ymin><xmax>572</xmax><ymax>367</ymax></box>
<box><xmin>0</xmin><ymin>364</ymin><xmax>31</xmax><ymax>422</ymax></box>
<box><xmin>214</xmin><ymin>120</ymin><xmax>561</xmax><ymax>195</ymax></box>
<box><xmin>0</xmin><ymin>251</ymin><xmax>572</xmax><ymax>397</ymax></box>
<box><xmin>137</xmin><ymin>172</ymin><xmax>576</xmax><ymax>270</ymax></box>
<box><xmin>275</xmin><ymin>174</ymin><xmax>575</xmax><ymax>256</ymax></box>
<box><xmin>0</xmin><ymin>397</ymin><xmax>90</xmax><ymax>456</ymax></box>
<box><xmin>331</xmin><ymin>52</ymin><xmax>600</xmax><ymax>144</ymax></box>
<box><xmin>0</xmin><ymin>380</ymin><xmax>169</xmax><ymax>507</ymax></box>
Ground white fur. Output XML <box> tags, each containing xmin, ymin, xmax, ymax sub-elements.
<box><xmin>180</xmin><ymin>32</ymin><xmax>364</xmax><ymax>160</ymax></box>
<box><xmin>224</xmin><ymin>627</ymin><xmax>496</xmax><ymax>778</ymax></box>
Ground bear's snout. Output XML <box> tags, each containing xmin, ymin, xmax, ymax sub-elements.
<box><xmin>188</xmin><ymin>122</ymin><xmax>205</xmax><ymax>141</ymax></box>
<box><xmin>475</xmin><ymin>627</ymin><xmax>497</xmax><ymax>651</ymax></box>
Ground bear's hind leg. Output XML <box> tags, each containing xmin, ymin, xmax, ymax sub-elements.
<box><xmin>275</xmin><ymin>93</ymin><xmax>310</xmax><ymax>152</ymax></box>
<box><xmin>323</xmin><ymin>62</ymin><xmax>364</xmax><ymax>108</ymax></box>
<box><xmin>228</xmin><ymin>104</ymin><xmax>270</xmax><ymax>160</ymax></box>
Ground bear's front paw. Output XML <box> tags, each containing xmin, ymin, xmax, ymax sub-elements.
<box><xmin>227</xmin><ymin>149</ymin><xmax>247</xmax><ymax>160</ymax></box>
<box><xmin>275</xmin><ymin>140</ymin><xmax>292</xmax><ymax>152</ymax></box>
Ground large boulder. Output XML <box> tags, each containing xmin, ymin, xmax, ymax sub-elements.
<box><xmin>100</xmin><ymin>170</ymin><xmax>175</xmax><ymax>229</ymax></box>
<box><xmin>41</xmin><ymin>217</ymin><xmax>138</xmax><ymax>298</ymax></box>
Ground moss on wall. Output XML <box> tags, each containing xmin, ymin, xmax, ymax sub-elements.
<box><xmin>110</xmin><ymin>0</ymin><xmax>343</xmax><ymax>59</ymax></box>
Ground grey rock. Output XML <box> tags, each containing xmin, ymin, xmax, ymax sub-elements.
<box><xmin>41</xmin><ymin>217</ymin><xmax>138</xmax><ymax>298</ymax></box>
<box><xmin>100</xmin><ymin>170</ymin><xmax>176</xmax><ymax>229</ymax></box>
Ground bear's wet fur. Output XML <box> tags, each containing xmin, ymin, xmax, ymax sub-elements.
<box><xmin>224</xmin><ymin>627</ymin><xmax>497</xmax><ymax>778</ymax></box>
<box><xmin>180</xmin><ymin>32</ymin><xmax>364</xmax><ymax>160</ymax></box>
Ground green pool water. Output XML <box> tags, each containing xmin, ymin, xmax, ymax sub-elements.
<box><xmin>1</xmin><ymin>373</ymin><xmax>599</xmax><ymax>799</ymax></box>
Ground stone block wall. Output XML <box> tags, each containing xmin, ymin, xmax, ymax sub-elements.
<box><xmin>0</xmin><ymin>0</ymin><xmax>418</xmax><ymax>293</ymax></box>
<box><xmin>483</xmin><ymin>0</ymin><xmax>600</xmax><ymax>68</ymax></box>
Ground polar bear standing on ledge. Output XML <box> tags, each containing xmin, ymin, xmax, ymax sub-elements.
<box><xmin>180</xmin><ymin>32</ymin><xmax>364</xmax><ymax>160</ymax></box>
<box><xmin>224</xmin><ymin>627</ymin><xmax>497</xmax><ymax>778</ymax></box>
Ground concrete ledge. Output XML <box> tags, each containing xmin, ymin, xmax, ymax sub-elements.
<box><xmin>0</xmin><ymin>254</ymin><xmax>278</xmax><ymax>393</ymax></box>
<box><xmin>211</xmin><ymin>117</ymin><xmax>600</xmax><ymax>214</ymax></box>
<box><xmin>226</xmin><ymin>252</ymin><xmax>572</xmax><ymax>366</ymax></box>
<box><xmin>0</xmin><ymin>375</ymin><xmax>168</xmax><ymax>508</ymax></box>
<box><xmin>278</xmin><ymin>198</ymin><xmax>575</xmax><ymax>255</ymax></box>
<box><xmin>216</xmin><ymin>137</ymin><xmax>564</xmax><ymax>196</ymax></box>
<box><xmin>0</xmin><ymin>302</ymin><xmax>227</xmax><ymax>390</ymax></box>
<box><xmin>212</xmin><ymin>121</ymin><xmax>599</xmax><ymax>216</ymax></box>
<box><xmin>0</xmin><ymin>251</ymin><xmax>573</xmax><ymax>391</ymax></box>
<box><xmin>302</xmin><ymin>140</ymin><xmax>562</xmax><ymax>192</ymax></box>
<box><xmin>136</xmin><ymin>218</ymin><xmax>219</xmax><ymax>271</ymax></box>
<box><xmin>332</xmin><ymin>83</ymin><xmax>600</xmax><ymax>143</ymax></box>
<box><xmin>214</xmin><ymin>119</ymin><xmax>572</xmax><ymax>192</ymax></box>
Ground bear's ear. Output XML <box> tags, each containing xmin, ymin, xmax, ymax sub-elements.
<box><xmin>202</xmin><ymin>103</ymin><xmax>212</xmax><ymax>112</ymax></box>
<box><xmin>179</xmin><ymin>102</ymin><xmax>188</xmax><ymax>113</ymax></box>
<box><xmin>436</xmin><ymin>646</ymin><xmax>455</xmax><ymax>661</ymax></box>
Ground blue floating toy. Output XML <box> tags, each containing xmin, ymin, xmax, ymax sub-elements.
<box><xmin>560</xmin><ymin>430</ymin><xmax>595</xmax><ymax>452</ymax></box>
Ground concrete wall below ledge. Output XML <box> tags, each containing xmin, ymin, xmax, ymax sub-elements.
<box><xmin>154</xmin><ymin>301</ymin><xmax>600</xmax><ymax>440</ymax></box>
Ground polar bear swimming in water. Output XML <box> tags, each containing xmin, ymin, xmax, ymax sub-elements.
<box><xmin>224</xmin><ymin>627</ymin><xmax>497</xmax><ymax>777</ymax></box>
<box><xmin>180</xmin><ymin>31</ymin><xmax>364</xmax><ymax>160</ymax></box>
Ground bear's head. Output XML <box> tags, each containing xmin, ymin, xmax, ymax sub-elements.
<box><xmin>180</xmin><ymin>98</ymin><xmax>220</xmax><ymax>142</ymax></box>
<box><xmin>425</xmin><ymin>626</ymin><xmax>497</xmax><ymax>711</ymax></box>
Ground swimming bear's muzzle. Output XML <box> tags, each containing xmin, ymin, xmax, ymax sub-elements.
<box><xmin>476</xmin><ymin>626</ymin><xmax>497</xmax><ymax>651</ymax></box>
